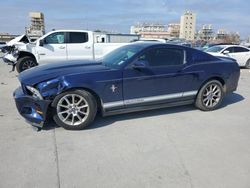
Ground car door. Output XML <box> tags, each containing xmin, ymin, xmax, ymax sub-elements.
<box><xmin>222</xmin><ymin>46</ymin><xmax>249</xmax><ymax>66</ymax></box>
<box><xmin>36</xmin><ymin>32</ymin><xmax>67</xmax><ymax>63</ymax></box>
<box><xmin>123</xmin><ymin>47</ymin><xmax>197</xmax><ymax>107</ymax></box>
<box><xmin>66</xmin><ymin>32</ymin><xmax>93</xmax><ymax>60</ymax></box>
<box><xmin>231</xmin><ymin>47</ymin><xmax>250</xmax><ymax>66</ymax></box>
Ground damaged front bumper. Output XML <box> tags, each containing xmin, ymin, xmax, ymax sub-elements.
<box><xmin>13</xmin><ymin>87</ymin><xmax>51</xmax><ymax>128</ymax></box>
<box><xmin>2</xmin><ymin>53</ymin><xmax>17</xmax><ymax>65</ymax></box>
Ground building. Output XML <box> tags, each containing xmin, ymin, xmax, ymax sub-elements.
<box><xmin>247</xmin><ymin>36</ymin><xmax>250</xmax><ymax>43</ymax></box>
<box><xmin>179</xmin><ymin>11</ymin><xmax>196</xmax><ymax>40</ymax></box>
<box><xmin>0</xmin><ymin>33</ymin><xmax>19</xmax><ymax>42</ymax></box>
<box><xmin>26</xmin><ymin>12</ymin><xmax>45</xmax><ymax>41</ymax></box>
<box><xmin>197</xmin><ymin>24</ymin><xmax>214</xmax><ymax>41</ymax></box>
<box><xmin>167</xmin><ymin>23</ymin><xmax>180</xmax><ymax>38</ymax></box>
<box><xmin>216</xmin><ymin>29</ymin><xmax>228</xmax><ymax>40</ymax></box>
<box><xmin>215</xmin><ymin>29</ymin><xmax>240</xmax><ymax>44</ymax></box>
<box><xmin>130</xmin><ymin>23</ymin><xmax>170</xmax><ymax>39</ymax></box>
<box><xmin>131</xmin><ymin>22</ymin><xmax>166</xmax><ymax>34</ymax></box>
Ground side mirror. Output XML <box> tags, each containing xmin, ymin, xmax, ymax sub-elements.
<box><xmin>132</xmin><ymin>60</ymin><xmax>148</xmax><ymax>69</ymax></box>
<box><xmin>223</xmin><ymin>50</ymin><xmax>230</xmax><ymax>55</ymax></box>
<box><xmin>39</xmin><ymin>39</ymin><xmax>45</xmax><ymax>46</ymax></box>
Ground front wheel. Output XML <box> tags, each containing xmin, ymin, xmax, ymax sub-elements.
<box><xmin>16</xmin><ymin>56</ymin><xmax>38</xmax><ymax>73</ymax></box>
<box><xmin>52</xmin><ymin>90</ymin><xmax>97</xmax><ymax>130</ymax></box>
<box><xmin>195</xmin><ymin>80</ymin><xmax>224</xmax><ymax>111</ymax></box>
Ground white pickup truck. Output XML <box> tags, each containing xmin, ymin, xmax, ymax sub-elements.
<box><xmin>8</xmin><ymin>30</ymin><xmax>128</xmax><ymax>72</ymax></box>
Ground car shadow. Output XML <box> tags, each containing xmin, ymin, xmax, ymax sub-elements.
<box><xmin>42</xmin><ymin>92</ymin><xmax>244</xmax><ymax>131</ymax></box>
<box><xmin>220</xmin><ymin>92</ymin><xmax>244</xmax><ymax>108</ymax></box>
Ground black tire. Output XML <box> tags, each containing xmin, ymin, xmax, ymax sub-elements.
<box><xmin>195</xmin><ymin>80</ymin><xmax>224</xmax><ymax>111</ymax></box>
<box><xmin>52</xmin><ymin>90</ymin><xmax>97</xmax><ymax>130</ymax></box>
<box><xmin>245</xmin><ymin>59</ymin><xmax>250</xmax><ymax>69</ymax></box>
<box><xmin>16</xmin><ymin>56</ymin><xmax>37</xmax><ymax>73</ymax></box>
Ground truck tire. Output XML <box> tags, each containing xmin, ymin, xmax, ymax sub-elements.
<box><xmin>195</xmin><ymin>80</ymin><xmax>224</xmax><ymax>111</ymax></box>
<box><xmin>16</xmin><ymin>56</ymin><xmax>38</xmax><ymax>73</ymax></box>
<box><xmin>52</xmin><ymin>90</ymin><xmax>97</xmax><ymax>130</ymax></box>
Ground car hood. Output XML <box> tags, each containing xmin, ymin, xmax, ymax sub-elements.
<box><xmin>18</xmin><ymin>60</ymin><xmax>110</xmax><ymax>85</ymax></box>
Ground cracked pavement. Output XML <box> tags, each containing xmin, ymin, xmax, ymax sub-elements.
<box><xmin>0</xmin><ymin>59</ymin><xmax>250</xmax><ymax>188</ymax></box>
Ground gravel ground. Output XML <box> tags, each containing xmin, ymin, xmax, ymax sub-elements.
<box><xmin>0</xmin><ymin>59</ymin><xmax>250</xmax><ymax>188</ymax></box>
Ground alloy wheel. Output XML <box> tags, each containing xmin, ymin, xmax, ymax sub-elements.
<box><xmin>56</xmin><ymin>94</ymin><xmax>89</xmax><ymax>126</ymax></box>
<box><xmin>202</xmin><ymin>84</ymin><xmax>222</xmax><ymax>108</ymax></box>
<box><xmin>22</xmin><ymin>60</ymin><xmax>37</xmax><ymax>70</ymax></box>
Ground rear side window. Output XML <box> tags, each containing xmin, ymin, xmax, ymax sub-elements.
<box><xmin>139</xmin><ymin>48</ymin><xmax>184</xmax><ymax>67</ymax></box>
<box><xmin>234</xmin><ymin>47</ymin><xmax>249</xmax><ymax>53</ymax></box>
<box><xmin>68</xmin><ymin>32</ymin><xmax>88</xmax><ymax>43</ymax></box>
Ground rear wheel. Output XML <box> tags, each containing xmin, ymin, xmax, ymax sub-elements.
<box><xmin>53</xmin><ymin>90</ymin><xmax>97</xmax><ymax>130</ymax></box>
<box><xmin>195</xmin><ymin>80</ymin><xmax>224</xmax><ymax>111</ymax></box>
<box><xmin>245</xmin><ymin>59</ymin><xmax>250</xmax><ymax>69</ymax></box>
<box><xmin>16</xmin><ymin>56</ymin><xmax>37</xmax><ymax>73</ymax></box>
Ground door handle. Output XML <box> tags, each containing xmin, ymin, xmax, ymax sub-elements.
<box><xmin>85</xmin><ymin>46</ymin><xmax>91</xmax><ymax>49</ymax></box>
<box><xmin>59</xmin><ymin>46</ymin><xmax>65</xmax><ymax>49</ymax></box>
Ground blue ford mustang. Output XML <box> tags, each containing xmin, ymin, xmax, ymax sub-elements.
<box><xmin>14</xmin><ymin>43</ymin><xmax>240</xmax><ymax>130</ymax></box>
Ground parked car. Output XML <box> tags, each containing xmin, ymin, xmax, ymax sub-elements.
<box><xmin>0</xmin><ymin>41</ymin><xmax>6</xmax><ymax>47</ymax></box>
<box><xmin>14</xmin><ymin>43</ymin><xmax>240</xmax><ymax>130</ymax></box>
<box><xmin>205</xmin><ymin>45</ymin><xmax>250</xmax><ymax>68</ymax></box>
<box><xmin>3</xmin><ymin>30</ymin><xmax>128</xmax><ymax>73</ymax></box>
<box><xmin>0</xmin><ymin>42</ymin><xmax>6</xmax><ymax>55</ymax></box>
<box><xmin>201</xmin><ymin>43</ymin><xmax>234</xmax><ymax>51</ymax></box>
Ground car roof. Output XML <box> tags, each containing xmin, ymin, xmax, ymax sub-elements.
<box><xmin>216</xmin><ymin>44</ymin><xmax>248</xmax><ymax>49</ymax></box>
<box><xmin>128</xmin><ymin>42</ymin><xmax>189</xmax><ymax>49</ymax></box>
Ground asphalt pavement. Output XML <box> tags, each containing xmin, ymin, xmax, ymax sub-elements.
<box><xmin>0</xmin><ymin>59</ymin><xmax>250</xmax><ymax>188</ymax></box>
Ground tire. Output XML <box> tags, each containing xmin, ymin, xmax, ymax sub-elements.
<box><xmin>195</xmin><ymin>80</ymin><xmax>224</xmax><ymax>111</ymax></box>
<box><xmin>52</xmin><ymin>90</ymin><xmax>97</xmax><ymax>130</ymax></box>
<box><xmin>16</xmin><ymin>56</ymin><xmax>37</xmax><ymax>73</ymax></box>
<box><xmin>245</xmin><ymin>59</ymin><xmax>250</xmax><ymax>69</ymax></box>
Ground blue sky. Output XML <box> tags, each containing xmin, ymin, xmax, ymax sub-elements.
<box><xmin>0</xmin><ymin>0</ymin><xmax>249</xmax><ymax>38</ymax></box>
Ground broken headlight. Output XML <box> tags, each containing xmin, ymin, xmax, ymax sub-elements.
<box><xmin>26</xmin><ymin>85</ymin><xmax>43</xmax><ymax>100</ymax></box>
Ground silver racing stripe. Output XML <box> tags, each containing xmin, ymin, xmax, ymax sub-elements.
<box><xmin>182</xmin><ymin>90</ymin><xmax>198</xmax><ymax>97</ymax></box>
<box><xmin>102</xmin><ymin>101</ymin><xmax>124</xmax><ymax>109</ymax></box>
<box><xmin>103</xmin><ymin>90</ymin><xmax>198</xmax><ymax>109</ymax></box>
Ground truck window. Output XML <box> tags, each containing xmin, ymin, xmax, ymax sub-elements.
<box><xmin>45</xmin><ymin>32</ymin><xmax>65</xmax><ymax>44</ymax></box>
<box><xmin>68</xmin><ymin>32</ymin><xmax>88</xmax><ymax>43</ymax></box>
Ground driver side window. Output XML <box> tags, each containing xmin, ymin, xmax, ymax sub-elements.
<box><xmin>223</xmin><ymin>47</ymin><xmax>234</xmax><ymax>53</ymax></box>
<box><xmin>138</xmin><ymin>48</ymin><xmax>184</xmax><ymax>67</ymax></box>
<box><xmin>45</xmin><ymin>32</ymin><xmax>65</xmax><ymax>44</ymax></box>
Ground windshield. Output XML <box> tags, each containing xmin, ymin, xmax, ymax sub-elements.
<box><xmin>205</xmin><ymin>46</ymin><xmax>224</xmax><ymax>53</ymax></box>
<box><xmin>101</xmin><ymin>45</ymin><xmax>144</xmax><ymax>68</ymax></box>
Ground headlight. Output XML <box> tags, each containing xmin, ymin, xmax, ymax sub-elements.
<box><xmin>12</xmin><ymin>48</ymin><xmax>19</xmax><ymax>58</ymax></box>
<box><xmin>26</xmin><ymin>86</ymin><xmax>43</xmax><ymax>100</ymax></box>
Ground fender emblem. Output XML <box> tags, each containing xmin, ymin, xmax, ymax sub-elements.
<box><xmin>110</xmin><ymin>84</ymin><xmax>117</xmax><ymax>93</ymax></box>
